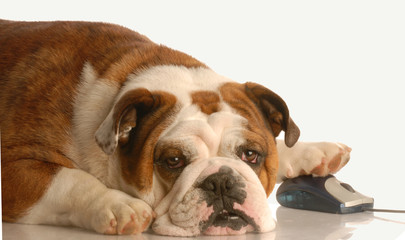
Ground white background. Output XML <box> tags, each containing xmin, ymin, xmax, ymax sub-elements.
<box><xmin>2</xmin><ymin>0</ymin><xmax>405</xmax><ymax>211</ymax></box>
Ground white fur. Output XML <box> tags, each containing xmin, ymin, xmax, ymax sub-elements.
<box><xmin>67</xmin><ymin>63</ymin><xmax>121</xmax><ymax>186</ymax></box>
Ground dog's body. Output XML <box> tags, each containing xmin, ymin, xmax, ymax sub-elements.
<box><xmin>0</xmin><ymin>20</ymin><xmax>351</xmax><ymax>236</ymax></box>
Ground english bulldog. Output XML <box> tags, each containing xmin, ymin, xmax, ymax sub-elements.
<box><xmin>0</xmin><ymin>20</ymin><xmax>351</xmax><ymax>236</ymax></box>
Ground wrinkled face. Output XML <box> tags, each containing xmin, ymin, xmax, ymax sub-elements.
<box><xmin>151</xmin><ymin>108</ymin><xmax>277</xmax><ymax>236</ymax></box>
<box><xmin>95</xmin><ymin>66</ymin><xmax>299</xmax><ymax>236</ymax></box>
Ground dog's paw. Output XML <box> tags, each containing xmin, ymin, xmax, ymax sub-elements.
<box><xmin>279</xmin><ymin>142</ymin><xmax>352</xmax><ymax>180</ymax></box>
<box><xmin>88</xmin><ymin>190</ymin><xmax>155</xmax><ymax>235</ymax></box>
<box><xmin>299</xmin><ymin>142</ymin><xmax>351</xmax><ymax>177</ymax></box>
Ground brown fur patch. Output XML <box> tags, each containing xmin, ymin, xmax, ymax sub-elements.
<box><xmin>328</xmin><ymin>153</ymin><xmax>343</xmax><ymax>173</ymax></box>
<box><xmin>245</xmin><ymin>82</ymin><xmax>300</xmax><ymax>148</ymax></box>
<box><xmin>2</xmin><ymin>160</ymin><xmax>61</xmax><ymax>221</ymax></box>
<box><xmin>310</xmin><ymin>162</ymin><xmax>326</xmax><ymax>176</ymax></box>
<box><xmin>191</xmin><ymin>91</ymin><xmax>221</xmax><ymax>115</ymax></box>
<box><xmin>117</xmin><ymin>91</ymin><xmax>179</xmax><ymax>192</ymax></box>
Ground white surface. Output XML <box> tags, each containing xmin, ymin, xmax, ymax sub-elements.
<box><xmin>3</xmin><ymin>203</ymin><xmax>405</xmax><ymax>240</ymax></box>
<box><xmin>1</xmin><ymin>0</ymin><xmax>405</xmax><ymax>238</ymax></box>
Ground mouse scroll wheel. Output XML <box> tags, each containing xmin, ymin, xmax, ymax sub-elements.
<box><xmin>340</xmin><ymin>182</ymin><xmax>355</xmax><ymax>193</ymax></box>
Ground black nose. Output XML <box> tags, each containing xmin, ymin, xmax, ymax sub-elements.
<box><xmin>199</xmin><ymin>166</ymin><xmax>247</xmax><ymax>208</ymax></box>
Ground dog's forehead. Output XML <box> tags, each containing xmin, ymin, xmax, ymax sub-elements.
<box><xmin>119</xmin><ymin>65</ymin><xmax>231</xmax><ymax>105</ymax></box>
<box><xmin>122</xmin><ymin>65</ymin><xmax>248</xmax><ymax>151</ymax></box>
<box><xmin>159</xmin><ymin>109</ymin><xmax>247</xmax><ymax>153</ymax></box>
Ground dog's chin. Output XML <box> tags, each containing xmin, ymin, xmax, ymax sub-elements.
<box><xmin>201</xmin><ymin>209</ymin><xmax>258</xmax><ymax>235</ymax></box>
<box><xmin>203</xmin><ymin>225</ymin><xmax>254</xmax><ymax>235</ymax></box>
<box><xmin>211</xmin><ymin>210</ymin><xmax>249</xmax><ymax>229</ymax></box>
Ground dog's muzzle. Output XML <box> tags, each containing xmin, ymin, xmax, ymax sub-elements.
<box><xmin>198</xmin><ymin>166</ymin><xmax>259</xmax><ymax>232</ymax></box>
<box><xmin>152</xmin><ymin>158</ymin><xmax>275</xmax><ymax>236</ymax></box>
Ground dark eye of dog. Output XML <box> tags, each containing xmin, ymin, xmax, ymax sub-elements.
<box><xmin>166</xmin><ymin>156</ymin><xmax>186</xmax><ymax>169</ymax></box>
<box><xmin>240</xmin><ymin>150</ymin><xmax>259</xmax><ymax>164</ymax></box>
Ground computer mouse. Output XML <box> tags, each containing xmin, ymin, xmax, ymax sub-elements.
<box><xmin>276</xmin><ymin>175</ymin><xmax>374</xmax><ymax>214</ymax></box>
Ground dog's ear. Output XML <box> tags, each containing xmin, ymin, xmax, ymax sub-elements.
<box><xmin>245</xmin><ymin>82</ymin><xmax>300</xmax><ymax>147</ymax></box>
<box><xmin>95</xmin><ymin>88</ymin><xmax>156</xmax><ymax>155</ymax></box>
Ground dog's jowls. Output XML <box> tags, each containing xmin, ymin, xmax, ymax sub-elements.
<box><xmin>0</xmin><ymin>20</ymin><xmax>351</xmax><ymax>236</ymax></box>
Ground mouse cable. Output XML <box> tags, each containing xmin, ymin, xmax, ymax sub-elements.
<box><xmin>364</xmin><ymin>208</ymin><xmax>405</xmax><ymax>214</ymax></box>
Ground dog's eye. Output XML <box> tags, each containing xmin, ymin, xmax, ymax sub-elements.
<box><xmin>240</xmin><ymin>150</ymin><xmax>259</xmax><ymax>164</ymax></box>
<box><xmin>155</xmin><ymin>147</ymin><xmax>187</xmax><ymax>170</ymax></box>
<box><xmin>166</xmin><ymin>157</ymin><xmax>185</xmax><ymax>169</ymax></box>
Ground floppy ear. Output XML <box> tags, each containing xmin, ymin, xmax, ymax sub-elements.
<box><xmin>245</xmin><ymin>82</ymin><xmax>300</xmax><ymax>147</ymax></box>
<box><xmin>95</xmin><ymin>88</ymin><xmax>155</xmax><ymax>155</ymax></box>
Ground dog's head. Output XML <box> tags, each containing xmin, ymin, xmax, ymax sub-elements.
<box><xmin>95</xmin><ymin>65</ymin><xmax>299</xmax><ymax>236</ymax></box>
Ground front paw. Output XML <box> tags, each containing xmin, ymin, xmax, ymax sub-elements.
<box><xmin>88</xmin><ymin>190</ymin><xmax>155</xmax><ymax>235</ymax></box>
<box><xmin>300</xmin><ymin>142</ymin><xmax>351</xmax><ymax>177</ymax></box>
